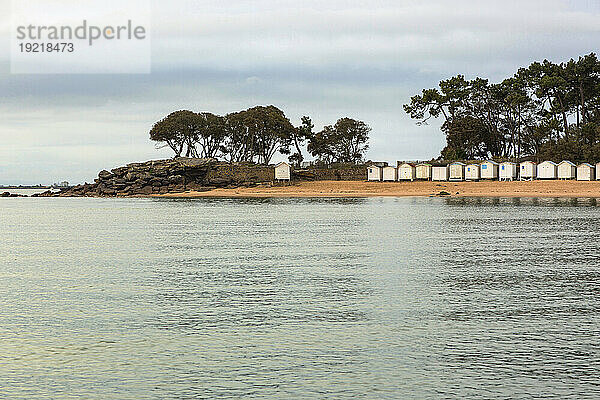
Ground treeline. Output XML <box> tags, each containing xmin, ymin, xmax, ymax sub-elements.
<box><xmin>405</xmin><ymin>53</ymin><xmax>600</xmax><ymax>163</ymax></box>
<box><xmin>149</xmin><ymin>105</ymin><xmax>370</xmax><ymax>165</ymax></box>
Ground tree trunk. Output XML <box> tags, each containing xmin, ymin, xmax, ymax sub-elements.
<box><xmin>580</xmin><ymin>82</ymin><xmax>586</xmax><ymax>125</ymax></box>
<box><xmin>293</xmin><ymin>136</ymin><xmax>303</xmax><ymax>167</ymax></box>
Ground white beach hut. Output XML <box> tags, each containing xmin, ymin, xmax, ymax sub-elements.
<box><xmin>499</xmin><ymin>162</ymin><xmax>518</xmax><ymax>181</ymax></box>
<box><xmin>480</xmin><ymin>161</ymin><xmax>499</xmax><ymax>180</ymax></box>
<box><xmin>432</xmin><ymin>166</ymin><xmax>449</xmax><ymax>181</ymax></box>
<box><xmin>449</xmin><ymin>162</ymin><xmax>466</xmax><ymax>181</ymax></box>
<box><xmin>558</xmin><ymin>161</ymin><xmax>576</xmax><ymax>180</ymax></box>
<box><xmin>398</xmin><ymin>163</ymin><xmax>417</xmax><ymax>181</ymax></box>
<box><xmin>416</xmin><ymin>163</ymin><xmax>432</xmax><ymax>181</ymax></box>
<box><xmin>596</xmin><ymin>163</ymin><xmax>600</xmax><ymax>180</ymax></box>
<box><xmin>538</xmin><ymin>161</ymin><xmax>558</xmax><ymax>180</ymax></box>
<box><xmin>382</xmin><ymin>166</ymin><xmax>398</xmax><ymax>182</ymax></box>
<box><xmin>367</xmin><ymin>165</ymin><xmax>382</xmax><ymax>181</ymax></box>
<box><xmin>519</xmin><ymin>161</ymin><xmax>537</xmax><ymax>180</ymax></box>
<box><xmin>577</xmin><ymin>163</ymin><xmax>595</xmax><ymax>181</ymax></box>
<box><xmin>275</xmin><ymin>162</ymin><xmax>291</xmax><ymax>181</ymax></box>
<box><xmin>465</xmin><ymin>164</ymin><xmax>480</xmax><ymax>181</ymax></box>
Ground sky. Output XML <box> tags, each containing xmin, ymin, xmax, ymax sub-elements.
<box><xmin>0</xmin><ymin>0</ymin><xmax>599</xmax><ymax>185</ymax></box>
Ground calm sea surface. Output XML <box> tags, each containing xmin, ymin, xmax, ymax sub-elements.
<box><xmin>1</xmin><ymin>197</ymin><xmax>600</xmax><ymax>399</ymax></box>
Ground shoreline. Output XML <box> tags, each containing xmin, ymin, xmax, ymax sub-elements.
<box><xmin>152</xmin><ymin>180</ymin><xmax>600</xmax><ymax>199</ymax></box>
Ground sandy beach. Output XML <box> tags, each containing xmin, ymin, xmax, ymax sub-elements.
<box><xmin>155</xmin><ymin>180</ymin><xmax>600</xmax><ymax>199</ymax></box>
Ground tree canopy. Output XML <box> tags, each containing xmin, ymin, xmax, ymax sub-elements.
<box><xmin>405</xmin><ymin>53</ymin><xmax>600</xmax><ymax>163</ymax></box>
<box><xmin>307</xmin><ymin>118</ymin><xmax>371</xmax><ymax>164</ymax></box>
<box><xmin>150</xmin><ymin>106</ymin><xmax>370</xmax><ymax>165</ymax></box>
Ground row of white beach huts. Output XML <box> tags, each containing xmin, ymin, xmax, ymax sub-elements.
<box><xmin>367</xmin><ymin>161</ymin><xmax>600</xmax><ymax>182</ymax></box>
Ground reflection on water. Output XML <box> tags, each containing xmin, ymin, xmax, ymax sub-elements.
<box><xmin>445</xmin><ymin>196</ymin><xmax>600</xmax><ymax>207</ymax></box>
<box><xmin>1</xmin><ymin>197</ymin><xmax>600</xmax><ymax>399</ymax></box>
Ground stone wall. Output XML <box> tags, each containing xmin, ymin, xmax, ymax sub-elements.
<box><xmin>206</xmin><ymin>163</ymin><xmax>275</xmax><ymax>186</ymax></box>
<box><xmin>293</xmin><ymin>166</ymin><xmax>366</xmax><ymax>181</ymax></box>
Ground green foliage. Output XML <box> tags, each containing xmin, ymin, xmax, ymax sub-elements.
<box><xmin>150</xmin><ymin>107</ymin><xmax>369</xmax><ymax>165</ymax></box>
<box><xmin>288</xmin><ymin>116</ymin><xmax>314</xmax><ymax>167</ymax></box>
<box><xmin>149</xmin><ymin>110</ymin><xmax>201</xmax><ymax>158</ymax></box>
<box><xmin>149</xmin><ymin>110</ymin><xmax>226</xmax><ymax>158</ymax></box>
<box><xmin>243</xmin><ymin>106</ymin><xmax>296</xmax><ymax>165</ymax></box>
<box><xmin>196</xmin><ymin>112</ymin><xmax>226</xmax><ymax>158</ymax></box>
<box><xmin>441</xmin><ymin>116</ymin><xmax>491</xmax><ymax>160</ymax></box>
<box><xmin>224</xmin><ymin>106</ymin><xmax>299</xmax><ymax>164</ymax></box>
<box><xmin>307</xmin><ymin>118</ymin><xmax>370</xmax><ymax>164</ymax></box>
<box><xmin>538</xmin><ymin>122</ymin><xmax>600</xmax><ymax>163</ymax></box>
<box><xmin>406</xmin><ymin>52</ymin><xmax>600</xmax><ymax>162</ymax></box>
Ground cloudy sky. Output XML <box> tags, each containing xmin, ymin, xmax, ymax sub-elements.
<box><xmin>0</xmin><ymin>0</ymin><xmax>599</xmax><ymax>184</ymax></box>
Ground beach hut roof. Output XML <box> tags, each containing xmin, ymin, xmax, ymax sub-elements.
<box><xmin>501</xmin><ymin>161</ymin><xmax>516</xmax><ymax>165</ymax></box>
<box><xmin>559</xmin><ymin>160</ymin><xmax>576</xmax><ymax>166</ymax></box>
<box><xmin>399</xmin><ymin>162</ymin><xmax>416</xmax><ymax>167</ymax></box>
<box><xmin>579</xmin><ymin>162</ymin><xmax>594</xmax><ymax>167</ymax></box>
<box><xmin>275</xmin><ymin>162</ymin><xmax>290</xmax><ymax>167</ymax></box>
<box><xmin>450</xmin><ymin>161</ymin><xmax>466</xmax><ymax>166</ymax></box>
<box><xmin>482</xmin><ymin>160</ymin><xmax>499</xmax><ymax>165</ymax></box>
<box><xmin>540</xmin><ymin>160</ymin><xmax>558</xmax><ymax>166</ymax></box>
<box><xmin>416</xmin><ymin>163</ymin><xmax>432</xmax><ymax>167</ymax></box>
<box><xmin>521</xmin><ymin>160</ymin><xmax>536</xmax><ymax>165</ymax></box>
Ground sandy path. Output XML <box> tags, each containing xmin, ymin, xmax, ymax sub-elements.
<box><xmin>154</xmin><ymin>180</ymin><xmax>600</xmax><ymax>198</ymax></box>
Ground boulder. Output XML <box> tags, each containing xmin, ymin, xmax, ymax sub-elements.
<box><xmin>207</xmin><ymin>177</ymin><xmax>233</xmax><ymax>186</ymax></box>
<box><xmin>98</xmin><ymin>170</ymin><xmax>113</xmax><ymax>179</ymax></box>
<box><xmin>139</xmin><ymin>186</ymin><xmax>153</xmax><ymax>195</ymax></box>
<box><xmin>111</xmin><ymin>167</ymin><xmax>129</xmax><ymax>176</ymax></box>
<box><xmin>168</xmin><ymin>175</ymin><xmax>184</xmax><ymax>184</ymax></box>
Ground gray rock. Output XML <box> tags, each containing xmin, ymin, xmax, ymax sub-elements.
<box><xmin>98</xmin><ymin>170</ymin><xmax>113</xmax><ymax>179</ymax></box>
<box><xmin>139</xmin><ymin>186</ymin><xmax>153</xmax><ymax>195</ymax></box>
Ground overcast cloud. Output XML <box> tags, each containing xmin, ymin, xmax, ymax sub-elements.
<box><xmin>0</xmin><ymin>0</ymin><xmax>599</xmax><ymax>184</ymax></box>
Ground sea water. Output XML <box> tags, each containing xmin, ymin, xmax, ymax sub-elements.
<box><xmin>1</xmin><ymin>197</ymin><xmax>599</xmax><ymax>399</ymax></box>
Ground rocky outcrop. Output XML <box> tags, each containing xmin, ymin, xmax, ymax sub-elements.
<box><xmin>31</xmin><ymin>158</ymin><xmax>369</xmax><ymax>198</ymax></box>
<box><xmin>1</xmin><ymin>192</ymin><xmax>28</xmax><ymax>197</ymax></box>
<box><xmin>41</xmin><ymin>158</ymin><xmax>275</xmax><ymax>197</ymax></box>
